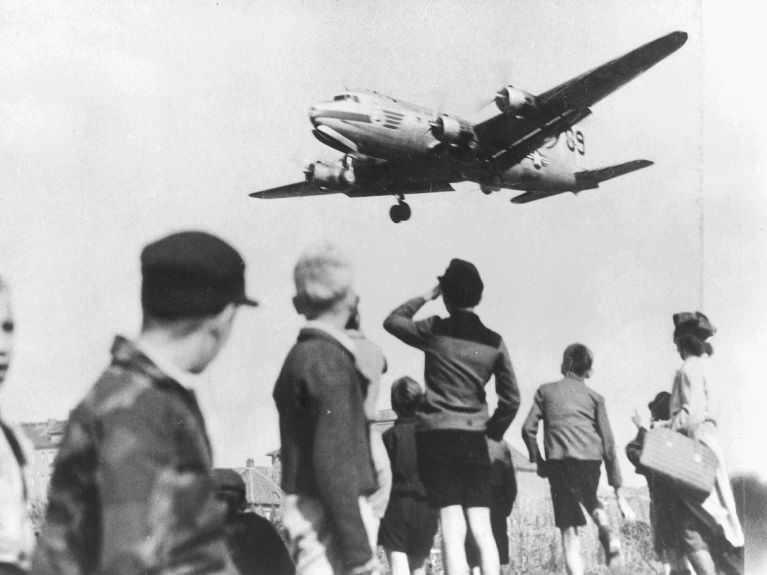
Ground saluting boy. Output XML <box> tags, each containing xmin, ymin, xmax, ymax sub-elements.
<box><xmin>384</xmin><ymin>258</ymin><xmax>520</xmax><ymax>575</ymax></box>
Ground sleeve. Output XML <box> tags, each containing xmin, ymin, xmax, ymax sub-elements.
<box><xmin>99</xmin><ymin>391</ymin><xmax>233</xmax><ymax>575</ymax></box>
<box><xmin>486</xmin><ymin>340</ymin><xmax>521</xmax><ymax>441</ymax></box>
<box><xmin>669</xmin><ymin>369</ymin><xmax>692</xmax><ymax>434</ymax></box>
<box><xmin>309</xmin><ymin>352</ymin><xmax>374</xmax><ymax>571</ymax></box>
<box><xmin>382</xmin><ymin>296</ymin><xmax>433</xmax><ymax>349</ymax></box>
<box><xmin>521</xmin><ymin>388</ymin><xmax>544</xmax><ymax>464</ymax></box>
<box><xmin>625</xmin><ymin>427</ymin><xmax>647</xmax><ymax>471</ymax></box>
<box><xmin>595</xmin><ymin>396</ymin><xmax>623</xmax><ymax>488</ymax></box>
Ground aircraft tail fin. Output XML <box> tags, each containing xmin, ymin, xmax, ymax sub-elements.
<box><xmin>575</xmin><ymin>159</ymin><xmax>653</xmax><ymax>190</ymax></box>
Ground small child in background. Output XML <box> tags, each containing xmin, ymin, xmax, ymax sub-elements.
<box><xmin>213</xmin><ymin>468</ymin><xmax>295</xmax><ymax>575</ymax></box>
<box><xmin>378</xmin><ymin>377</ymin><xmax>439</xmax><ymax>575</ymax></box>
<box><xmin>626</xmin><ymin>392</ymin><xmax>689</xmax><ymax>575</ymax></box>
<box><xmin>466</xmin><ymin>438</ymin><xmax>517</xmax><ymax>575</ymax></box>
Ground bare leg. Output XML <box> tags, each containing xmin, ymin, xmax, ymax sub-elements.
<box><xmin>560</xmin><ymin>527</ymin><xmax>584</xmax><ymax>575</ymax></box>
<box><xmin>592</xmin><ymin>508</ymin><xmax>622</xmax><ymax>566</ymax></box>
<box><xmin>386</xmin><ymin>550</ymin><xmax>410</xmax><ymax>575</ymax></box>
<box><xmin>411</xmin><ymin>560</ymin><xmax>429</xmax><ymax>575</ymax></box>
<box><xmin>687</xmin><ymin>549</ymin><xmax>716</xmax><ymax>575</ymax></box>
<box><xmin>440</xmin><ymin>505</ymin><xmax>470</xmax><ymax>575</ymax></box>
<box><xmin>465</xmin><ymin>507</ymin><xmax>500</xmax><ymax>575</ymax></box>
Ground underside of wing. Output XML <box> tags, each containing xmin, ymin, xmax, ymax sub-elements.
<box><xmin>351</xmin><ymin>180</ymin><xmax>456</xmax><ymax>197</ymax></box>
<box><xmin>249</xmin><ymin>181</ymin><xmax>340</xmax><ymax>199</ymax></box>
<box><xmin>249</xmin><ymin>179</ymin><xmax>457</xmax><ymax>200</ymax></box>
<box><xmin>474</xmin><ymin>31</ymin><xmax>687</xmax><ymax>173</ymax></box>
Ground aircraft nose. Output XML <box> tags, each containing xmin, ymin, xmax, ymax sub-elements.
<box><xmin>308</xmin><ymin>106</ymin><xmax>321</xmax><ymax>127</ymax></box>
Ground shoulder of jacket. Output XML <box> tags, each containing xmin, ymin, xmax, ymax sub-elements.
<box><xmin>85</xmin><ymin>365</ymin><xmax>168</xmax><ymax>418</ymax></box>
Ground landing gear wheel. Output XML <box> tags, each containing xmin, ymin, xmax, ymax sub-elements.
<box><xmin>399</xmin><ymin>201</ymin><xmax>411</xmax><ymax>221</ymax></box>
<box><xmin>389</xmin><ymin>204</ymin><xmax>402</xmax><ymax>223</ymax></box>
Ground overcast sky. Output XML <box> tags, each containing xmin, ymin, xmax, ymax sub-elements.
<box><xmin>0</xmin><ymin>1</ymin><xmax>764</xmax><ymax>485</ymax></box>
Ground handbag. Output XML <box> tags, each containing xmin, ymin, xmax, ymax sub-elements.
<box><xmin>638</xmin><ymin>427</ymin><xmax>718</xmax><ymax>501</ymax></box>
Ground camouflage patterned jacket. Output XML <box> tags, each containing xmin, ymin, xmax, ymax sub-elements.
<box><xmin>32</xmin><ymin>336</ymin><xmax>237</xmax><ymax>575</ymax></box>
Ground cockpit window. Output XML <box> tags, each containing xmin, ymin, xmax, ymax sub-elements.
<box><xmin>333</xmin><ymin>94</ymin><xmax>360</xmax><ymax>103</ymax></box>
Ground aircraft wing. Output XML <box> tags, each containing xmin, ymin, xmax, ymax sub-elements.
<box><xmin>250</xmin><ymin>179</ymin><xmax>456</xmax><ymax>199</ymax></box>
<box><xmin>474</xmin><ymin>31</ymin><xmax>687</xmax><ymax>172</ymax></box>
<box><xmin>249</xmin><ymin>181</ymin><xmax>339</xmax><ymax>199</ymax></box>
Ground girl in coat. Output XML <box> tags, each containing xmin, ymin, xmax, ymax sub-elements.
<box><xmin>666</xmin><ymin>312</ymin><xmax>744</xmax><ymax>575</ymax></box>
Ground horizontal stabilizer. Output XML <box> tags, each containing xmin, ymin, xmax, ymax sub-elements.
<box><xmin>249</xmin><ymin>181</ymin><xmax>340</xmax><ymax>199</ymax></box>
<box><xmin>575</xmin><ymin>159</ymin><xmax>653</xmax><ymax>190</ymax></box>
<box><xmin>509</xmin><ymin>191</ymin><xmax>559</xmax><ymax>204</ymax></box>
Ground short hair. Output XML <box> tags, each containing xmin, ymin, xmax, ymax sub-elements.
<box><xmin>390</xmin><ymin>376</ymin><xmax>423</xmax><ymax>417</ymax></box>
<box><xmin>648</xmin><ymin>391</ymin><xmax>671</xmax><ymax>421</ymax></box>
<box><xmin>293</xmin><ymin>243</ymin><xmax>353</xmax><ymax>317</ymax></box>
<box><xmin>675</xmin><ymin>333</ymin><xmax>714</xmax><ymax>357</ymax></box>
<box><xmin>561</xmin><ymin>343</ymin><xmax>593</xmax><ymax>377</ymax></box>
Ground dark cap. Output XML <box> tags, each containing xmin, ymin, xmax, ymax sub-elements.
<box><xmin>141</xmin><ymin>231</ymin><xmax>258</xmax><ymax>318</ymax></box>
<box><xmin>648</xmin><ymin>391</ymin><xmax>671</xmax><ymax>420</ymax></box>
<box><xmin>438</xmin><ymin>258</ymin><xmax>483</xmax><ymax>307</ymax></box>
<box><xmin>212</xmin><ymin>468</ymin><xmax>246</xmax><ymax>497</ymax></box>
<box><xmin>673</xmin><ymin>311</ymin><xmax>715</xmax><ymax>341</ymax></box>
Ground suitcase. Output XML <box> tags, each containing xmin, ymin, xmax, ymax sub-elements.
<box><xmin>638</xmin><ymin>427</ymin><xmax>718</xmax><ymax>501</ymax></box>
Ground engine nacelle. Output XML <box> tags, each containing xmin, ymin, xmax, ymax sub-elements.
<box><xmin>430</xmin><ymin>115</ymin><xmax>473</xmax><ymax>146</ymax></box>
<box><xmin>305</xmin><ymin>160</ymin><xmax>355</xmax><ymax>190</ymax></box>
<box><xmin>495</xmin><ymin>85</ymin><xmax>538</xmax><ymax>117</ymax></box>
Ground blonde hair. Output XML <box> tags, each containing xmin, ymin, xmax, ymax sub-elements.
<box><xmin>293</xmin><ymin>243</ymin><xmax>353</xmax><ymax>316</ymax></box>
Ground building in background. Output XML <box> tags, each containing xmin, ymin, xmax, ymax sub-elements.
<box><xmin>232</xmin><ymin>458</ymin><xmax>284</xmax><ymax>519</ymax></box>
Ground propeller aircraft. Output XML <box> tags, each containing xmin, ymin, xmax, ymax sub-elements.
<box><xmin>250</xmin><ymin>31</ymin><xmax>687</xmax><ymax>223</ymax></box>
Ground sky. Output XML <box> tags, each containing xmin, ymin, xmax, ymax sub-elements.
<box><xmin>0</xmin><ymin>1</ymin><xmax>765</xmax><ymax>486</ymax></box>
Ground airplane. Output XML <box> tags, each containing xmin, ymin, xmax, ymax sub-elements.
<box><xmin>250</xmin><ymin>31</ymin><xmax>687</xmax><ymax>223</ymax></box>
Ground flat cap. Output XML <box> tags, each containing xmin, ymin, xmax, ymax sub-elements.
<box><xmin>141</xmin><ymin>231</ymin><xmax>258</xmax><ymax>318</ymax></box>
<box><xmin>438</xmin><ymin>258</ymin><xmax>484</xmax><ymax>307</ymax></box>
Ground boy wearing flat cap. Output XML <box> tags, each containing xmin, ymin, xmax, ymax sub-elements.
<box><xmin>33</xmin><ymin>231</ymin><xmax>257</xmax><ymax>575</ymax></box>
<box><xmin>384</xmin><ymin>258</ymin><xmax>520</xmax><ymax>575</ymax></box>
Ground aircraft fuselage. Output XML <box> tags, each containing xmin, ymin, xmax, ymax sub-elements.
<box><xmin>308</xmin><ymin>90</ymin><xmax>584</xmax><ymax>193</ymax></box>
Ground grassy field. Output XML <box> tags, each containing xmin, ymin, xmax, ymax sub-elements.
<box><xmin>30</xmin><ymin>490</ymin><xmax>663</xmax><ymax>574</ymax></box>
<box><xmin>376</xmin><ymin>494</ymin><xmax>663</xmax><ymax>575</ymax></box>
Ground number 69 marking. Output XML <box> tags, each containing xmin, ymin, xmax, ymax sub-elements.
<box><xmin>565</xmin><ymin>129</ymin><xmax>586</xmax><ymax>156</ymax></box>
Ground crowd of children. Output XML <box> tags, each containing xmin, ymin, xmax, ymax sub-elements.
<box><xmin>0</xmin><ymin>238</ymin><xmax>745</xmax><ymax>575</ymax></box>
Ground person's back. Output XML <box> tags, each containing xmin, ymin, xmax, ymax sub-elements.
<box><xmin>383</xmin><ymin>261</ymin><xmax>518</xmax><ymax>440</ymax></box>
<box><xmin>528</xmin><ymin>377</ymin><xmax>615</xmax><ymax>467</ymax></box>
<box><xmin>274</xmin><ymin>329</ymin><xmax>374</xmax><ymax>499</ymax></box>
<box><xmin>379</xmin><ymin>377</ymin><xmax>437</xmax><ymax>575</ymax></box>
<box><xmin>32</xmin><ymin>231</ymin><xmax>258</xmax><ymax>575</ymax></box>
<box><xmin>37</xmin><ymin>342</ymin><xmax>226</xmax><ymax>573</ymax></box>
<box><xmin>522</xmin><ymin>344</ymin><xmax>628</xmax><ymax>575</ymax></box>
<box><xmin>383</xmin><ymin>259</ymin><xmax>520</xmax><ymax>575</ymax></box>
<box><xmin>274</xmin><ymin>243</ymin><xmax>378</xmax><ymax>575</ymax></box>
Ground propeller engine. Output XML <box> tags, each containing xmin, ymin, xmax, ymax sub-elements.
<box><xmin>303</xmin><ymin>159</ymin><xmax>355</xmax><ymax>190</ymax></box>
<box><xmin>429</xmin><ymin>115</ymin><xmax>474</xmax><ymax>147</ymax></box>
<box><xmin>494</xmin><ymin>85</ymin><xmax>539</xmax><ymax>117</ymax></box>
